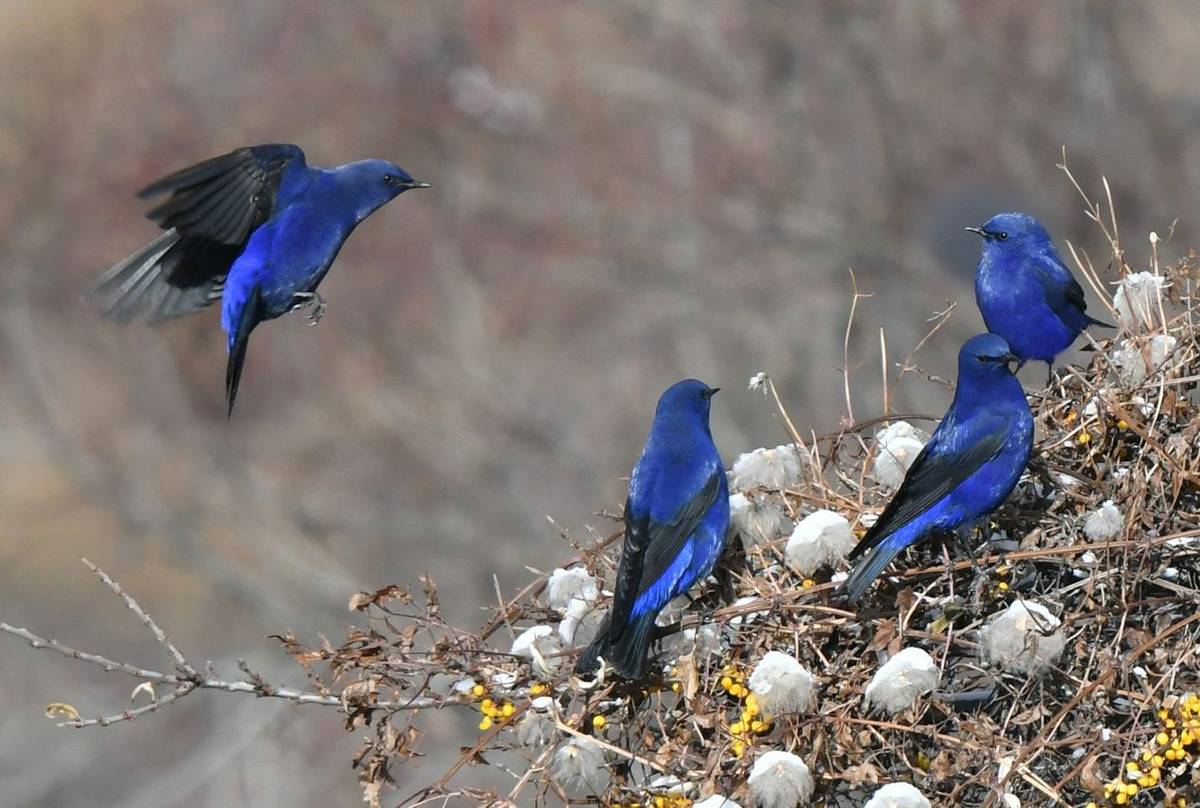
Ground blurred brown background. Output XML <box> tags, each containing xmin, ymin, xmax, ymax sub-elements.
<box><xmin>2</xmin><ymin>2</ymin><xmax>1198</xmax><ymax>805</ymax></box>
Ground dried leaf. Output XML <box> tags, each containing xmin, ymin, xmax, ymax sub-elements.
<box><xmin>44</xmin><ymin>702</ymin><xmax>81</xmax><ymax>722</ymax></box>
<box><xmin>841</xmin><ymin>761</ymin><xmax>880</xmax><ymax>786</ymax></box>
<box><xmin>130</xmin><ymin>681</ymin><xmax>156</xmax><ymax>702</ymax></box>
<box><xmin>349</xmin><ymin>585</ymin><xmax>411</xmax><ymax>612</ymax></box>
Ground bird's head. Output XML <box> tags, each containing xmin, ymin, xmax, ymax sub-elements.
<box><xmin>655</xmin><ymin>379</ymin><xmax>720</xmax><ymax>423</ymax></box>
<box><xmin>958</xmin><ymin>333</ymin><xmax>1019</xmax><ymax>380</ymax></box>
<box><xmin>335</xmin><ymin>158</ymin><xmax>429</xmax><ymax>219</ymax></box>
<box><xmin>965</xmin><ymin>212</ymin><xmax>1052</xmax><ymax>256</ymax></box>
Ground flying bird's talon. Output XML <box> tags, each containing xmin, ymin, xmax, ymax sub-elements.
<box><xmin>289</xmin><ymin>291</ymin><xmax>327</xmax><ymax>326</ymax></box>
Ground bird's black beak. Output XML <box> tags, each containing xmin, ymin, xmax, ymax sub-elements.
<box><xmin>701</xmin><ymin>387</ymin><xmax>721</xmax><ymax>400</ymax></box>
<box><xmin>1003</xmin><ymin>352</ymin><xmax>1020</xmax><ymax>373</ymax></box>
<box><xmin>964</xmin><ymin>226</ymin><xmax>986</xmax><ymax>237</ymax></box>
<box><xmin>404</xmin><ymin>180</ymin><xmax>431</xmax><ymax>190</ymax></box>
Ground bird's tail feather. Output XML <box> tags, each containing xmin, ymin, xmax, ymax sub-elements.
<box><xmin>574</xmin><ymin>611</ymin><xmax>657</xmax><ymax>680</ymax></box>
<box><xmin>225</xmin><ymin>285</ymin><xmax>264</xmax><ymax>417</ymax></box>
<box><xmin>839</xmin><ymin>540</ymin><xmax>907</xmax><ymax>605</ymax></box>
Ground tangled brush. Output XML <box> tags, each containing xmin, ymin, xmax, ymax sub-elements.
<box><xmin>250</xmin><ymin>171</ymin><xmax>1200</xmax><ymax>806</ymax></box>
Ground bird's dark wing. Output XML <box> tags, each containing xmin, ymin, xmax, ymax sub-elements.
<box><xmin>1034</xmin><ymin>258</ymin><xmax>1087</xmax><ymax>314</ymax></box>
<box><xmin>609</xmin><ymin>472</ymin><xmax>722</xmax><ymax>636</ymax></box>
<box><xmin>89</xmin><ymin>144</ymin><xmax>306</xmax><ymax>323</ymax></box>
<box><xmin>851</xmin><ymin>417</ymin><xmax>1007</xmax><ymax>558</ymax></box>
<box><xmin>1032</xmin><ymin>253</ymin><xmax>1113</xmax><ymax>328</ymax></box>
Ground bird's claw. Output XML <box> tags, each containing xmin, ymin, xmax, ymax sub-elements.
<box><xmin>289</xmin><ymin>292</ymin><xmax>327</xmax><ymax>326</ymax></box>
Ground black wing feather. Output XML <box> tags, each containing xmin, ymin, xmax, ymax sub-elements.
<box><xmin>89</xmin><ymin>144</ymin><xmax>305</xmax><ymax>324</ymax></box>
<box><xmin>851</xmin><ymin>421</ymin><xmax>1006</xmax><ymax>559</ymax></box>
<box><xmin>608</xmin><ymin>472</ymin><xmax>721</xmax><ymax>639</ymax></box>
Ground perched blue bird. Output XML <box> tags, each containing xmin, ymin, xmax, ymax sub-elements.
<box><xmin>969</xmin><ymin>212</ymin><xmax>1112</xmax><ymax>384</ymax></box>
<box><xmin>840</xmin><ymin>334</ymin><xmax>1033</xmax><ymax>604</ymax></box>
<box><xmin>576</xmin><ymin>379</ymin><xmax>730</xmax><ymax>680</ymax></box>
<box><xmin>89</xmin><ymin>144</ymin><xmax>428</xmax><ymax>414</ymax></box>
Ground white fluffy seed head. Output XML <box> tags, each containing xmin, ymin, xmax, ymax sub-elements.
<box><xmin>731</xmin><ymin>445</ymin><xmax>806</xmax><ymax>491</ymax></box>
<box><xmin>546</xmin><ymin>567</ymin><xmax>599</xmax><ymax>614</ymax></box>
<box><xmin>1113</xmin><ymin>271</ymin><xmax>1168</xmax><ymax>329</ymax></box>
<box><xmin>663</xmin><ymin>622</ymin><xmax>726</xmax><ymax>661</ymax></box>
<box><xmin>1083</xmin><ymin>499</ymin><xmax>1123</xmax><ymax>541</ymax></box>
<box><xmin>980</xmin><ymin>599</ymin><xmax>1065</xmax><ymax>676</ymax></box>
<box><xmin>558</xmin><ymin>598</ymin><xmax>603</xmax><ymax>647</ymax></box>
<box><xmin>784</xmin><ymin>510</ymin><xmax>855</xmax><ymax>575</ymax></box>
<box><xmin>864</xmin><ymin>647</ymin><xmax>940</xmax><ymax>715</ymax></box>
<box><xmin>749</xmin><ymin>651</ymin><xmax>816</xmax><ymax>715</ymax></box>
<box><xmin>863</xmin><ymin>782</ymin><xmax>932</xmax><ymax>808</ymax></box>
<box><xmin>516</xmin><ymin>710</ymin><xmax>556</xmax><ymax>747</ymax></box>
<box><xmin>510</xmin><ymin>625</ymin><xmax>562</xmax><ymax>676</ymax></box>
<box><xmin>871</xmin><ymin>422</ymin><xmax>928</xmax><ymax>488</ymax></box>
<box><xmin>730</xmin><ymin>492</ymin><xmax>792</xmax><ymax>544</ymax></box>
<box><xmin>1112</xmin><ymin>335</ymin><xmax>1176</xmax><ymax>386</ymax></box>
<box><xmin>747</xmin><ymin>750</ymin><xmax>814</xmax><ymax>808</ymax></box>
<box><xmin>551</xmin><ymin>737</ymin><xmax>609</xmax><ymax>794</ymax></box>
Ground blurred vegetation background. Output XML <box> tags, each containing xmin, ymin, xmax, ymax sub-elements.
<box><xmin>2</xmin><ymin>2</ymin><xmax>1199</xmax><ymax>805</ymax></box>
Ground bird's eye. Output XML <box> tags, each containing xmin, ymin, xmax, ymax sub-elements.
<box><xmin>997</xmin><ymin>232</ymin><xmax>1009</xmax><ymax>241</ymax></box>
<box><xmin>383</xmin><ymin>174</ymin><xmax>397</xmax><ymax>184</ymax></box>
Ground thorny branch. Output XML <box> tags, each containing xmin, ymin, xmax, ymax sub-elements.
<box><xmin>0</xmin><ymin>558</ymin><xmax>447</xmax><ymax>730</ymax></box>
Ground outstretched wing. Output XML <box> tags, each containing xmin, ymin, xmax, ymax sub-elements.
<box><xmin>89</xmin><ymin>144</ymin><xmax>306</xmax><ymax>324</ymax></box>
<box><xmin>609</xmin><ymin>471</ymin><xmax>722</xmax><ymax>637</ymax></box>
<box><xmin>851</xmin><ymin>414</ymin><xmax>1007</xmax><ymax>558</ymax></box>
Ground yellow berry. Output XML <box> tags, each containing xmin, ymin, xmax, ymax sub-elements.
<box><xmin>1157</xmin><ymin>732</ymin><xmax>1170</xmax><ymax>746</ymax></box>
<box><xmin>731</xmin><ymin>740</ymin><xmax>746</xmax><ymax>758</ymax></box>
<box><xmin>481</xmin><ymin>698</ymin><xmax>494</xmax><ymax>710</ymax></box>
<box><xmin>720</xmin><ymin>676</ymin><xmax>733</xmax><ymax>690</ymax></box>
<box><xmin>1115</xmin><ymin>794</ymin><xmax>1127</xmax><ymax>805</ymax></box>
<box><xmin>1117</xmin><ymin>419</ymin><xmax>1129</xmax><ymax>430</ymax></box>
<box><xmin>730</xmin><ymin>721</ymin><xmax>744</xmax><ymax>734</ymax></box>
<box><xmin>997</xmin><ymin>581</ymin><xmax>1009</xmax><ymax>591</ymax></box>
<box><xmin>502</xmin><ymin>702</ymin><xmax>515</xmax><ymax>718</ymax></box>
<box><xmin>592</xmin><ymin>715</ymin><xmax>606</xmax><ymax>730</ymax></box>
<box><xmin>479</xmin><ymin>716</ymin><xmax>492</xmax><ymax>731</ymax></box>
<box><xmin>745</xmin><ymin>693</ymin><xmax>758</xmax><ymax>710</ymax></box>
<box><xmin>471</xmin><ymin>684</ymin><xmax>485</xmax><ymax>697</ymax></box>
<box><xmin>671</xmin><ymin>682</ymin><xmax>682</xmax><ymax>693</ymax></box>
<box><xmin>1078</xmin><ymin>432</ymin><xmax>1091</xmax><ymax>444</ymax></box>
<box><xmin>802</xmin><ymin>579</ymin><xmax>815</xmax><ymax>588</ymax></box>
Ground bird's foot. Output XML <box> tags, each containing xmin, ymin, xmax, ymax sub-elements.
<box><xmin>289</xmin><ymin>292</ymin><xmax>327</xmax><ymax>326</ymax></box>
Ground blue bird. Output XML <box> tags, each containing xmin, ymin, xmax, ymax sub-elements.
<box><xmin>576</xmin><ymin>379</ymin><xmax>730</xmax><ymax>680</ymax></box>
<box><xmin>969</xmin><ymin>212</ymin><xmax>1112</xmax><ymax>385</ymax></box>
<box><xmin>89</xmin><ymin>144</ymin><xmax>429</xmax><ymax>414</ymax></box>
<box><xmin>840</xmin><ymin>334</ymin><xmax>1033</xmax><ymax>604</ymax></box>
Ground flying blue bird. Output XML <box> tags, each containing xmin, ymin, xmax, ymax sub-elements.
<box><xmin>840</xmin><ymin>334</ymin><xmax>1033</xmax><ymax>604</ymax></box>
<box><xmin>969</xmin><ymin>212</ymin><xmax>1112</xmax><ymax>384</ymax></box>
<box><xmin>88</xmin><ymin>144</ymin><xmax>429</xmax><ymax>414</ymax></box>
<box><xmin>576</xmin><ymin>379</ymin><xmax>730</xmax><ymax>680</ymax></box>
